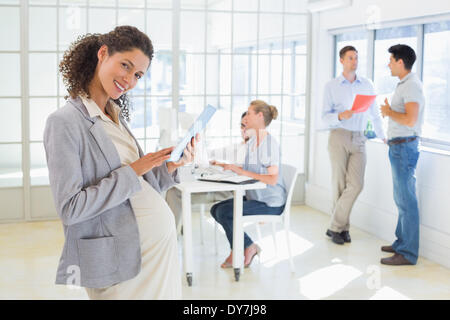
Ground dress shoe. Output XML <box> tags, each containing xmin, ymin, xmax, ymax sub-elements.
<box><xmin>380</xmin><ymin>253</ymin><xmax>413</xmax><ymax>266</ymax></box>
<box><xmin>381</xmin><ymin>245</ymin><xmax>395</xmax><ymax>253</ymax></box>
<box><xmin>340</xmin><ymin>231</ymin><xmax>351</xmax><ymax>243</ymax></box>
<box><xmin>326</xmin><ymin>229</ymin><xmax>345</xmax><ymax>245</ymax></box>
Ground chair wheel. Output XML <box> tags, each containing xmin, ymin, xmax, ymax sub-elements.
<box><xmin>234</xmin><ymin>268</ymin><xmax>240</xmax><ymax>282</ymax></box>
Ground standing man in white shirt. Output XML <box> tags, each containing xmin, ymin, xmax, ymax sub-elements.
<box><xmin>322</xmin><ymin>46</ymin><xmax>386</xmax><ymax>245</ymax></box>
<box><xmin>380</xmin><ymin>44</ymin><xmax>425</xmax><ymax>266</ymax></box>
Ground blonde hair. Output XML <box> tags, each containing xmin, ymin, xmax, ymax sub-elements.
<box><xmin>250</xmin><ymin>100</ymin><xmax>278</xmax><ymax>127</ymax></box>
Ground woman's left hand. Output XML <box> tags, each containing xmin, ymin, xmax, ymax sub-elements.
<box><xmin>220</xmin><ymin>163</ymin><xmax>244</xmax><ymax>175</ymax></box>
<box><xmin>174</xmin><ymin>133</ymin><xmax>200</xmax><ymax>166</ymax></box>
<box><xmin>166</xmin><ymin>134</ymin><xmax>200</xmax><ymax>174</ymax></box>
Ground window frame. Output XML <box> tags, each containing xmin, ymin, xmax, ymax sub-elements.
<box><xmin>330</xmin><ymin>13</ymin><xmax>450</xmax><ymax>153</ymax></box>
<box><xmin>0</xmin><ymin>0</ymin><xmax>311</xmax><ymax>222</ymax></box>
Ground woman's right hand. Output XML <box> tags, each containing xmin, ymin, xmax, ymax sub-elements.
<box><xmin>130</xmin><ymin>146</ymin><xmax>174</xmax><ymax>176</ymax></box>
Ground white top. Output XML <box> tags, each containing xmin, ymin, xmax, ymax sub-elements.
<box><xmin>243</xmin><ymin>134</ymin><xmax>286</xmax><ymax>207</ymax></box>
<box><xmin>80</xmin><ymin>96</ymin><xmax>168</xmax><ymax>217</ymax></box>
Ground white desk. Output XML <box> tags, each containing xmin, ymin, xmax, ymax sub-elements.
<box><xmin>174</xmin><ymin>179</ymin><xmax>266</xmax><ymax>286</ymax></box>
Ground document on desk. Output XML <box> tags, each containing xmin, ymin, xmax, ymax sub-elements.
<box><xmin>351</xmin><ymin>94</ymin><xmax>377</xmax><ymax>113</ymax></box>
<box><xmin>198</xmin><ymin>173</ymin><xmax>258</xmax><ymax>185</ymax></box>
<box><xmin>168</xmin><ymin>104</ymin><xmax>217</xmax><ymax>162</ymax></box>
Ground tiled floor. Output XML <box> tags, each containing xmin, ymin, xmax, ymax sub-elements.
<box><xmin>1</xmin><ymin>205</ymin><xmax>449</xmax><ymax>300</ymax></box>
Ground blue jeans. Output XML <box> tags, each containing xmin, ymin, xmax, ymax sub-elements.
<box><xmin>210</xmin><ymin>197</ymin><xmax>285</xmax><ymax>250</ymax></box>
<box><xmin>388</xmin><ymin>137</ymin><xmax>420</xmax><ymax>264</ymax></box>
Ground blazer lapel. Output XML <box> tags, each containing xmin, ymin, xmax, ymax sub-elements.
<box><xmin>69</xmin><ymin>96</ymin><xmax>122</xmax><ymax>171</ymax></box>
<box><xmin>89</xmin><ymin>121</ymin><xmax>122</xmax><ymax>171</ymax></box>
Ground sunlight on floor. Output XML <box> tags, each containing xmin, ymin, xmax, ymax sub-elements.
<box><xmin>258</xmin><ymin>231</ymin><xmax>314</xmax><ymax>268</ymax></box>
<box><xmin>369</xmin><ymin>286</ymin><xmax>410</xmax><ymax>300</ymax></box>
<box><xmin>297</xmin><ymin>264</ymin><xmax>363</xmax><ymax>299</ymax></box>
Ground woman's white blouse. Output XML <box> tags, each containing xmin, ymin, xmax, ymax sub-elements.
<box><xmin>80</xmin><ymin>96</ymin><xmax>181</xmax><ymax>299</ymax></box>
<box><xmin>80</xmin><ymin>96</ymin><xmax>168</xmax><ymax>217</ymax></box>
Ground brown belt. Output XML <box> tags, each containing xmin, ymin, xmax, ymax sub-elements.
<box><xmin>388</xmin><ymin>136</ymin><xmax>417</xmax><ymax>146</ymax></box>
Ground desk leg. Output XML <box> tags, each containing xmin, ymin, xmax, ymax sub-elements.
<box><xmin>232</xmin><ymin>189</ymin><xmax>244</xmax><ymax>281</ymax></box>
<box><xmin>182</xmin><ymin>191</ymin><xmax>193</xmax><ymax>286</ymax></box>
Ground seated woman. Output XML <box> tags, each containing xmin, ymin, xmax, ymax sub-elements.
<box><xmin>210</xmin><ymin>100</ymin><xmax>287</xmax><ymax>268</ymax></box>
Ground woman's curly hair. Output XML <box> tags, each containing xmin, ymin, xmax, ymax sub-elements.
<box><xmin>59</xmin><ymin>25</ymin><xmax>154</xmax><ymax>121</ymax></box>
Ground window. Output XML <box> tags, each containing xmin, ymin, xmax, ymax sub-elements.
<box><xmin>0</xmin><ymin>4</ymin><xmax>21</xmax><ymax>188</ymax></box>
<box><xmin>422</xmin><ymin>21</ymin><xmax>450</xmax><ymax>143</ymax></box>
<box><xmin>0</xmin><ymin>0</ymin><xmax>310</xmax><ymax>221</ymax></box>
<box><xmin>177</xmin><ymin>1</ymin><xmax>308</xmax><ymax>171</ymax></box>
<box><xmin>334</xmin><ymin>20</ymin><xmax>450</xmax><ymax>148</ymax></box>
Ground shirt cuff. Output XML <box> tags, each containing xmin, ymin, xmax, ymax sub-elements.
<box><xmin>166</xmin><ymin>162</ymin><xmax>180</xmax><ymax>184</ymax></box>
<box><xmin>331</xmin><ymin>113</ymin><xmax>341</xmax><ymax>127</ymax></box>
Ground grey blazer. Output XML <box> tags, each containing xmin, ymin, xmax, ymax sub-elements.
<box><xmin>43</xmin><ymin>97</ymin><xmax>179</xmax><ymax>288</ymax></box>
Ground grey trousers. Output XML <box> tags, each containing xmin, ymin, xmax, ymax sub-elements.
<box><xmin>165</xmin><ymin>187</ymin><xmax>233</xmax><ymax>230</ymax></box>
<box><xmin>328</xmin><ymin>128</ymin><xmax>367</xmax><ymax>233</ymax></box>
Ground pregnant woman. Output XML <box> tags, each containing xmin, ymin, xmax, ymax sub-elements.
<box><xmin>44</xmin><ymin>26</ymin><xmax>196</xmax><ymax>299</ymax></box>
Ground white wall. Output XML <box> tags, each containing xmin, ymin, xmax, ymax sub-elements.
<box><xmin>306</xmin><ymin>0</ymin><xmax>450</xmax><ymax>268</ymax></box>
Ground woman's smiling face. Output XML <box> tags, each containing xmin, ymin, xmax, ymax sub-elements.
<box><xmin>97</xmin><ymin>45</ymin><xmax>150</xmax><ymax>100</ymax></box>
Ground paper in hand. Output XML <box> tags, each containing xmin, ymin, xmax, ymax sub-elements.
<box><xmin>351</xmin><ymin>94</ymin><xmax>377</xmax><ymax>113</ymax></box>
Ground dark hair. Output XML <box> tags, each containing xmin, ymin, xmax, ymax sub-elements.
<box><xmin>59</xmin><ymin>25</ymin><xmax>154</xmax><ymax>121</ymax></box>
<box><xmin>388</xmin><ymin>44</ymin><xmax>416</xmax><ymax>70</ymax></box>
<box><xmin>339</xmin><ymin>45</ymin><xmax>357</xmax><ymax>59</ymax></box>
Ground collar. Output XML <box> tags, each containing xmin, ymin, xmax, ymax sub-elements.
<box><xmin>398</xmin><ymin>72</ymin><xmax>414</xmax><ymax>84</ymax></box>
<box><xmin>338</xmin><ymin>73</ymin><xmax>362</xmax><ymax>84</ymax></box>
<box><xmin>79</xmin><ymin>95</ymin><xmax>122</xmax><ymax>126</ymax></box>
<box><xmin>248</xmin><ymin>132</ymin><xmax>270</xmax><ymax>148</ymax></box>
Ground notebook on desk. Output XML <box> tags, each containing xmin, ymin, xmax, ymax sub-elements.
<box><xmin>197</xmin><ymin>173</ymin><xmax>258</xmax><ymax>185</ymax></box>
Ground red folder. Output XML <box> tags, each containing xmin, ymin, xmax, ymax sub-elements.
<box><xmin>351</xmin><ymin>94</ymin><xmax>377</xmax><ymax>113</ymax></box>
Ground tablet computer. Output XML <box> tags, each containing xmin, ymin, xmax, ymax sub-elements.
<box><xmin>168</xmin><ymin>104</ymin><xmax>217</xmax><ymax>162</ymax></box>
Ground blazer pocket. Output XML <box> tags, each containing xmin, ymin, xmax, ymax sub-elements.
<box><xmin>77</xmin><ymin>236</ymin><xmax>118</xmax><ymax>279</ymax></box>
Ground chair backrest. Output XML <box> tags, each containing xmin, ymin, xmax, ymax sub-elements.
<box><xmin>281</xmin><ymin>163</ymin><xmax>299</xmax><ymax>215</ymax></box>
<box><xmin>241</xmin><ymin>163</ymin><xmax>299</xmax><ymax>224</ymax></box>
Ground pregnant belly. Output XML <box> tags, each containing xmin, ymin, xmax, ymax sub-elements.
<box><xmin>130</xmin><ymin>177</ymin><xmax>176</xmax><ymax>242</ymax></box>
